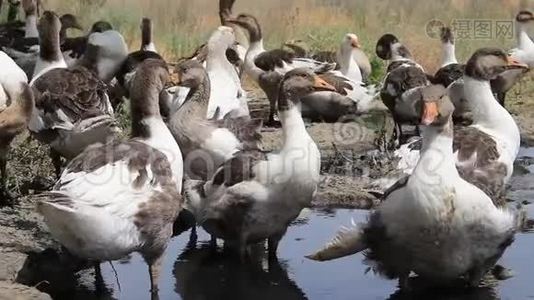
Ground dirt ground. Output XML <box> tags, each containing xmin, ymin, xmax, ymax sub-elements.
<box><xmin>1</xmin><ymin>74</ymin><xmax>534</xmax><ymax>298</ymax></box>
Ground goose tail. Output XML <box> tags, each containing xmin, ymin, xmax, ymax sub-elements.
<box><xmin>306</xmin><ymin>223</ymin><xmax>367</xmax><ymax>261</ymax></box>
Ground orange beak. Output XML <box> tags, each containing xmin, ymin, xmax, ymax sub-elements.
<box><xmin>351</xmin><ymin>37</ymin><xmax>361</xmax><ymax>48</ymax></box>
<box><xmin>313</xmin><ymin>76</ymin><xmax>336</xmax><ymax>91</ymax></box>
<box><xmin>507</xmin><ymin>56</ymin><xmax>529</xmax><ymax>69</ymax></box>
<box><xmin>421</xmin><ymin>102</ymin><xmax>439</xmax><ymax>126</ymax></box>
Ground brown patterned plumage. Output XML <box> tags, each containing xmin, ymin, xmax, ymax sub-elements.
<box><xmin>32</xmin><ymin>66</ymin><xmax>111</xmax><ymax>122</ymax></box>
<box><xmin>318</xmin><ymin>72</ymin><xmax>354</xmax><ymax>96</ymax></box>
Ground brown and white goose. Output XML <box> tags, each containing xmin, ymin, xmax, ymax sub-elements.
<box><xmin>0</xmin><ymin>50</ymin><xmax>33</xmax><ymax>203</ymax></box>
<box><xmin>377</xmin><ymin>33</ymin><xmax>429</xmax><ymax>146</ymax></box>
<box><xmin>168</xmin><ymin>59</ymin><xmax>261</xmax><ymax>180</ymax></box>
<box><xmin>28</xmin><ymin>12</ymin><xmax>125</xmax><ymax>176</ymax></box>
<box><xmin>182</xmin><ymin>68</ymin><xmax>334</xmax><ymax>260</ymax></box>
<box><xmin>36</xmin><ymin>59</ymin><xmax>183</xmax><ymax>295</ymax></box>
<box><xmin>394</xmin><ymin>48</ymin><xmax>528</xmax><ymax>205</ymax></box>
<box><xmin>307</xmin><ymin>84</ymin><xmax>516</xmax><ymax>289</ymax></box>
<box><xmin>226</xmin><ymin>13</ymin><xmax>335</xmax><ymax>125</ymax></box>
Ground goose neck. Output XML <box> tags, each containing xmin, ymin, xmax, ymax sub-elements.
<box><xmin>517</xmin><ymin>21</ymin><xmax>534</xmax><ymax>50</ymax></box>
<box><xmin>441</xmin><ymin>43</ymin><xmax>458</xmax><ymax>67</ymax></box>
<box><xmin>338</xmin><ymin>48</ymin><xmax>362</xmax><ymax>82</ymax></box>
<box><xmin>414</xmin><ymin>123</ymin><xmax>457</xmax><ymax>178</ymax></box>
<box><xmin>25</xmin><ymin>14</ymin><xmax>38</xmax><ymax>38</ymax></box>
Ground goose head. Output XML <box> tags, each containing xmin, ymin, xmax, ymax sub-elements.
<box><xmin>440</xmin><ymin>26</ymin><xmax>455</xmax><ymax>45</ymax></box>
<box><xmin>37</xmin><ymin>11</ymin><xmax>62</xmax><ymax>62</ymax></box>
<box><xmin>225</xmin><ymin>13</ymin><xmax>262</xmax><ymax>43</ymax></box>
<box><xmin>59</xmin><ymin>14</ymin><xmax>83</xmax><ymax>31</ymax></box>
<box><xmin>207</xmin><ymin>26</ymin><xmax>236</xmax><ymax>54</ymax></box>
<box><xmin>85</xmin><ymin>30</ymin><xmax>128</xmax><ymax>83</ymax></box>
<box><xmin>418</xmin><ymin>85</ymin><xmax>454</xmax><ymax>127</ymax></box>
<box><xmin>516</xmin><ymin>10</ymin><xmax>534</xmax><ymax>23</ymax></box>
<box><xmin>172</xmin><ymin>60</ymin><xmax>208</xmax><ymax>89</ymax></box>
<box><xmin>376</xmin><ymin>33</ymin><xmax>412</xmax><ymax>60</ymax></box>
<box><xmin>21</xmin><ymin>0</ymin><xmax>40</xmax><ymax>17</ymax></box>
<box><xmin>219</xmin><ymin>0</ymin><xmax>236</xmax><ymax>23</ymax></box>
<box><xmin>341</xmin><ymin>33</ymin><xmax>361</xmax><ymax>52</ymax></box>
<box><xmin>466</xmin><ymin>48</ymin><xmax>529</xmax><ymax>81</ymax></box>
<box><xmin>90</xmin><ymin>20</ymin><xmax>113</xmax><ymax>33</ymax></box>
<box><xmin>130</xmin><ymin>59</ymin><xmax>170</xmax><ymax>122</ymax></box>
<box><xmin>278</xmin><ymin>68</ymin><xmax>336</xmax><ymax>111</ymax></box>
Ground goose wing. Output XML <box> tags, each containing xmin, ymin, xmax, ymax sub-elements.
<box><xmin>30</xmin><ymin>66</ymin><xmax>113</xmax><ymax>132</ymax></box>
<box><xmin>39</xmin><ymin>140</ymin><xmax>181</xmax><ymax>218</ymax></box>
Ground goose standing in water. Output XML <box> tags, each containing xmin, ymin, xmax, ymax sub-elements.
<box><xmin>0</xmin><ymin>51</ymin><xmax>33</xmax><ymax>203</ymax></box>
<box><xmin>168</xmin><ymin>59</ymin><xmax>261</xmax><ymax>181</ymax></box>
<box><xmin>36</xmin><ymin>59</ymin><xmax>183</xmax><ymax>295</ymax></box>
<box><xmin>183</xmin><ymin>68</ymin><xmax>334</xmax><ymax>260</ymax></box>
<box><xmin>308</xmin><ymin>84</ymin><xmax>517</xmax><ymax>289</ymax></box>
<box><xmin>394</xmin><ymin>48</ymin><xmax>528</xmax><ymax>205</ymax></box>
<box><xmin>29</xmin><ymin>12</ymin><xmax>126</xmax><ymax>176</ymax></box>
<box><xmin>205</xmin><ymin>26</ymin><xmax>249</xmax><ymax>119</ymax></box>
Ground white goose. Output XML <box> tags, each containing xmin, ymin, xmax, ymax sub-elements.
<box><xmin>308</xmin><ymin>85</ymin><xmax>517</xmax><ymax>289</ymax></box>
<box><xmin>0</xmin><ymin>50</ymin><xmax>33</xmax><ymax>203</ymax></box>
<box><xmin>206</xmin><ymin>26</ymin><xmax>249</xmax><ymax>119</ymax></box>
<box><xmin>393</xmin><ymin>48</ymin><xmax>528</xmax><ymax>205</ymax></box>
<box><xmin>36</xmin><ymin>59</ymin><xmax>183</xmax><ymax>295</ymax></box>
<box><xmin>183</xmin><ymin>68</ymin><xmax>335</xmax><ymax>259</ymax></box>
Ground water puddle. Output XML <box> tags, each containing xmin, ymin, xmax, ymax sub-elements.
<box><xmin>37</xmin><ymin>208</ymin><xmax>530</xmax><ymax>300</ymax></box>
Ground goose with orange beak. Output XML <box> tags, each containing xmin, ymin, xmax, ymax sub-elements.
<box><xmin>182</xmin><ymin>68</ymin><xmax>334</xmax><ymax>261</ymax></box>
<box><xmin>392</xmin><ymin>48</ymin><xmax>528</xmax><ymax>207</ymax></box>
<box><xmin>307</xmin><ymin>84</ymin><xmax>517</xmax><ymax>290</ymax></box>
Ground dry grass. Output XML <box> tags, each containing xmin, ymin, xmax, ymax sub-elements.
<box><xmin>37</xmin><ymin>0</ymin><xmax>534</xmax><ymax>71</ymax></box>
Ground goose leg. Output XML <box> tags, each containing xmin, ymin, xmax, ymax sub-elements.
<box><xmin>148</xmin><ymin>255</ymin><xmax>163</xmax><ymax>295</ymax></box>
<box><xmin>94</xmin><ymin>262</ymin><xmax>106</xmax><ymax>296</ymax></box>
<box><xmin>50</xmin><ymin>149</ymin><xmax>62</xmax><ymax>178</ymax></box>
<box><xmin>267</xmin><ymin>234</ymin><xmax>283</xmax><ymax>261</ymax></box>
<box><xmin>0</xmin><ymin>149</ymin><xmax>14</xmax><ymax>205</ymax></box>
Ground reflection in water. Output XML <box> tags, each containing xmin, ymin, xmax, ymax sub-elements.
<box><xmin>173</xmin><ymin>242</ymin><xmax>307</xmax><ymax>300</ymax></box>
<box><xmin>387</xmin><ymin>278</ymin><xmax>499</xmax><ymax>300</ymax></box>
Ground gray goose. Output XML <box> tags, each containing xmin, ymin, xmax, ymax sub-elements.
<box><xmin>168</xmin><ymin>59</ymin><xmax>262</xmax><ymax>181</ymax></box>
<box><xmin>308</xmin><ymin>84</ymin><xmax>516</xmax><ymax>290</ymax></box>
<box><xmin>36</xmin><ymin>59</ymin><xmax>183</xmax><ymax>296</ymax></box>
<box><xmin>182</xmin><ymin>68</ymin><xmax>334</xmax><ymax>260</ymax></box>
<box><xmin>0</xmin><ymin>50</ymin><xmax>33</xmax><ymax>203</ymax></box>
<box><xmin>28</xmin><ymin>12</ymin><xmax>122</xmax><ymax>177</ymax></box>
<box><xmin>394</xmin><ymin>48</ymin><xmax>528</xmax><ymax>206</ymax></box>
<box><xmin>377</xmin><ymin>33</ymin><xmax>429</xmax><ymax>146</ymax></box>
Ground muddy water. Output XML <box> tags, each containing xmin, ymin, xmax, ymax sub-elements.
<box><xmin>41</xmin><ymin>148</ymin><xmax>534</xmax><ymax>300</ymax></box>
